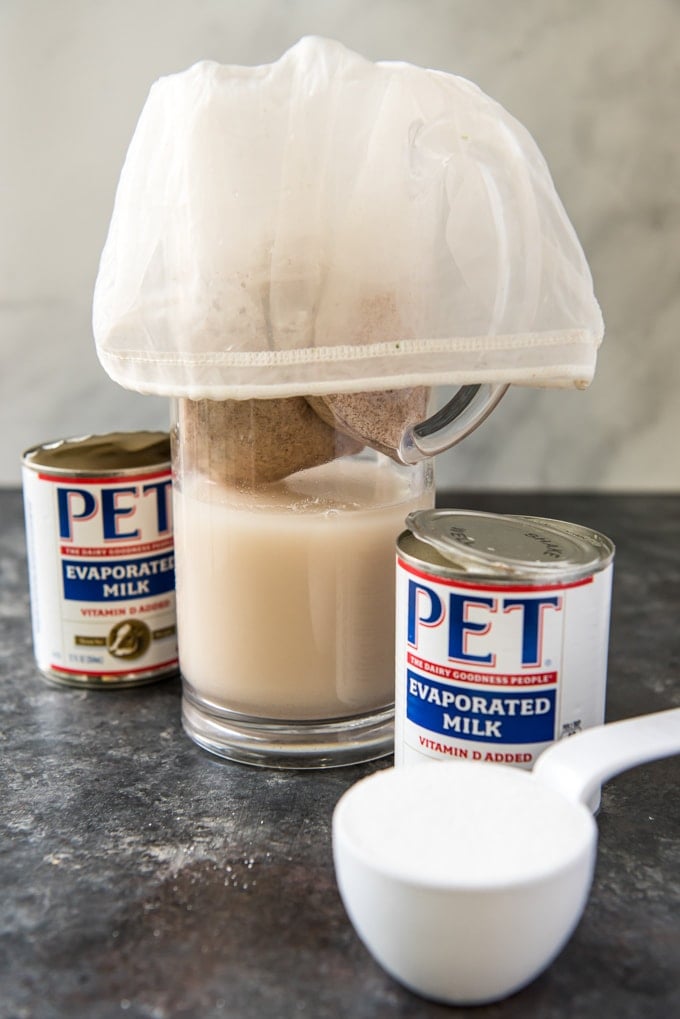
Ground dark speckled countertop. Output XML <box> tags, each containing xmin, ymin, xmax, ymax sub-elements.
<box><xmin>1</xmin><ymin>489</ymin><xmax>678</xmax><ymax>1019</ymax></box>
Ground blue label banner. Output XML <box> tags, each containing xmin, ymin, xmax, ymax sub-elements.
<box><xmin>406</xmin><ymin>669</ymin><xmax>556</xmax><ymax>744</ymax></box>
<box><xmin>61</xmin><ymin>553</ymin><xmax>175</xmax><ymax>602</ymax></box>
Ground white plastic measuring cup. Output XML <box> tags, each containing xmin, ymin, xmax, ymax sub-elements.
<box><xmin>332</xmin><ymin>708</ymin><xmax>680</xmax><ymax>1006</ymax></box>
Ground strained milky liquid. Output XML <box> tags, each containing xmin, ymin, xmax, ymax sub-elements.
<box><xmin>174</xmin><ymin>457</ymin><xmax>432</xmax><ymax>720</ymax></box>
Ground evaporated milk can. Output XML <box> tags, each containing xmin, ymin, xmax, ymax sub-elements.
<box><xmin>22</xmin><ymin>432</ymin><xmax>178</xmax><ymax>688</ymax></box>
<box><xmin>395</xmin><ymin>509</ymin><xmax>615</xmax><ymax>769</ymax></box>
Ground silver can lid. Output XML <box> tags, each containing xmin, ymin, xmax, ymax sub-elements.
<box><xmin>22</xmin><ymin>431</ymin><xmax>170</xmax><ymax>474</ymax></box>
<box><xmin>405</xmin><ymin>509</ymin><xmax>614</xmax><ymax>580</ymax></box>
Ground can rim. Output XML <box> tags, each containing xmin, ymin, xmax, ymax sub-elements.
<box><xmin>400</xmin><ymin>509</ymin><xmax>614</xmax><ymax>583</ymax></box>
<box><xmin>22</xmin><ymin>431</ymin><xmax>171</xmax><ymax>476</ymax></box>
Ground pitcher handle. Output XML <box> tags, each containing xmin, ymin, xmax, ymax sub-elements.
<box><xmin>399</xmin><ymin>383</ymin><xmax>509</xmax><ymax>464</ymax></box>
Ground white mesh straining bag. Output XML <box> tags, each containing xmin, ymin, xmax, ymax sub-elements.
<box><xmin>93</xmin><ymin>36</ymin><xmax>603</xmax><ymax>400</ymax></box>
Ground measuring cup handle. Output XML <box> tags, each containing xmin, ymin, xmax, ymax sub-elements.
<box><xmin>533</xmin><ymin>707</ymin><xmax>680</xmax><ymax>809</ymax></box>
<box><xmin>398</xmin><ymin>384</ymin><xmax>509</xmax><ymax>464</ymax></box>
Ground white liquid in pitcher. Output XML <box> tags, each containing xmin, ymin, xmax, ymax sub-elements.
<box><xmin>174</xmin><ymin>456</ymin><xmax>432</xmax><ymax>720</ymax></box>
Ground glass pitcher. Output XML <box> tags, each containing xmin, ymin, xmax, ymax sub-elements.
<box><xmin>171</xmin><ymin>384</ymin><xmax>506</xmax><ymax>768</ymax></box>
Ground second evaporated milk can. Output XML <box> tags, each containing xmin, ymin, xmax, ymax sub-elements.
<box><xmin>395</xmin><ymin>510</ymin><xmax>614</xmax><ymax>769</ymax></box>
<box><xmin>22</xmin><ymin>432</ymin><xmax>178</xmax><ymax>688</ymax></box>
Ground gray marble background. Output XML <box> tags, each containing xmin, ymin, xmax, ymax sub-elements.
<box><xmin>2</xmin><ymin>0</ymin><xmax>678</xmax><ymax>490</ymax></box>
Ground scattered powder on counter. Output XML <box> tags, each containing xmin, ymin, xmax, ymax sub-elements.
<box><xmin>339</xmin><ymin>762</ymin><xmax>593</xmax><ymax>887</ymax></box>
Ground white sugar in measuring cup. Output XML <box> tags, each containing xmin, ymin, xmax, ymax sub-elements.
<box><xmin>332</xmin><ymin>708</ymin><xmax>680</xmax><ymax>1006</ymax></box>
